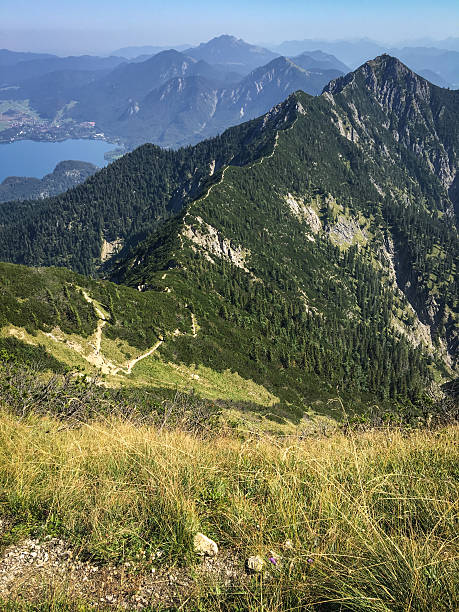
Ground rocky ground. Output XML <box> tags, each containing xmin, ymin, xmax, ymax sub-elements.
<box><xmin>0</xmin><ymin>526</ymin><xmax>260</xmax><ymax>609</ymax></box>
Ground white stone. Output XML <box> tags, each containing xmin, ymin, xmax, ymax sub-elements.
<box><xmin>193</xmin><ymin>532</ymin><xmax>218</xmax><ymax>556</ymax></box>
<box><xmin>247</xmin><ymin>555</ymin><xmax>264</xmax><ymax>572</ymax></box>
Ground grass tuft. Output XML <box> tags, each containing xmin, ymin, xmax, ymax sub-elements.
<box><xmin>0</xmin><ymin>405</ymin><xmax>457</xmax><ymax>609</ymax></box>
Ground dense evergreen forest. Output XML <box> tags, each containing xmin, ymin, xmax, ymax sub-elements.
<box><xmin>0</xmin><ymin>106</ymin><xmax>297</xmax><ymax>275</ymax></box>
<box><xmin>0</xmin><ymin>56</ymin><xmax>457</xmax><ymax>413</ymax></box>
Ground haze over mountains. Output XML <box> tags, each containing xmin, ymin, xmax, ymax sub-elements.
<box><xmin>1</xmin><ymin>34</ymin><xmax>458</xmax><ymax>153</ymax></box>
<box><xmin>0</xmin><ymin>1</ymin><xmax>459</xmax><ymax>603</ymax></box>
<box><xmin>184</xmin><ymin>35</ymin><xmax>278</xmax><ymax>72</ymax></box>
<box><xmin>111</xmin><ymin>35</ymin><xmax>459</xmax><ymax>86</ymax></box>
<box><xmin>0</xmin><ymin>55</ymin><xmax>457</xmax><ymax>410</ymax></box>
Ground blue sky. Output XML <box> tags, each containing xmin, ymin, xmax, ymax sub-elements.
<box><xmin>1</xmin><ymin>0</ymin><xmax>458</xmax><ymax>54</ymax></box>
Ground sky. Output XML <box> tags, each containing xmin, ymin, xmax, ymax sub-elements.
<box><xmin>1</xmin><ymin>0</ymin><xmax>459</xmax><ymax>55</ymax></box>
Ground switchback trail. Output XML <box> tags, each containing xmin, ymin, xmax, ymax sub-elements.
<box><xmin>39</xmin><ymin>288</ymin><xmax>200</xmax><ymax>376</ymax></box>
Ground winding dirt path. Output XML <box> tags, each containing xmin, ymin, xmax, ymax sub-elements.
<box><xmin>81</xmin><ymin>289</ymin><xmax>106</xmax><ymax>355</ymax></box>
<box><xmin>196</xmin><ymin>133</ymin><xmax>280</xmax><ymax>208</ymax></box>
<box><xmin>81</xmin><ymin>290</ymin><xmax>167</xmax><ymax>375</ymax></box>
<box><xmin>42</xmin><ymin>289</ymin><xmax>166</xmax><ymax>376</ymax></box>
<box><xmin>40</xmin><ymin>288</ymin><xmax>200</xmax><ymax>376</ymax></box>
<box><xmin>113</xmin><ymin>339</ymin><xmax>164</xmax><ymax>375</ymax></box>
<box><xmin>200</xmin><ymin>163</ymin><xmax>232</xmax><ymax>201</ymax></box>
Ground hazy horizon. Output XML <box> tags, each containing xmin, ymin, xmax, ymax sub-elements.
<box><xmin>1</xmin><ymin>0</ymin><xmax>459</xmax><ymax>56</ymax></box>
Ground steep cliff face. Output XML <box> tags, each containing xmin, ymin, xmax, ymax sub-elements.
<box><xmin>324</xmin><ymin>55</ymin><xmax>459</xmax><ymax>201</ymax></box>
<box><xmin>322</xmin><ymin>56</ymin><xmax>458</xmax><ymax>354</ymax></box>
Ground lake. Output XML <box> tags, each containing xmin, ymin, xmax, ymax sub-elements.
<box><xmin>0</xmin><ymin>139</ymin><xmax>114</xmax><ymax>182</ymax></box>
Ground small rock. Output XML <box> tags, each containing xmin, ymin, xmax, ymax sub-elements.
<box><xmin>193</xmin><ymin>532</ymin><xmax>218</xmax><ymax>556</ymax></box>
<box><xmin>247</xmin><ymin>555</ymin><xmax>264</xmax><ymax>572</ymax></box>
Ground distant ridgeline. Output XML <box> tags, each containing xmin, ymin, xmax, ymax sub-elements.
<box><xmin>0</xmin><ymin>161</ymin><xmax>98</xmax><ymax>203</ymax></box>
<box><xmin>0</xmin><ymin>55</ymin><xmax>457</xmax><ymax>416</ymax></box>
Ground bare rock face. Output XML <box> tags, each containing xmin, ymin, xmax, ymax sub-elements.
<box><xmin>193</xmin><ymin>533</ymin><xmax>218</xmax><ymax>557</ymax></box>
<box><xmin>284</xmin><ymin>193</ymin><xmax>322</xmax><ymax>233</ymax></box>
<box><xmin>324</xmin><ymin>55</ymin><xmax>458</xmax><ymax>192</ymax></box>
<box><xmin>183</xmin><ymin>215</ymin><xmax>251</xmax><ymax>271</ymax></box>
<box><xmin>327</xmin><ymin>215</ymin><xmax>368</xmax><ymax>247</ymax></box>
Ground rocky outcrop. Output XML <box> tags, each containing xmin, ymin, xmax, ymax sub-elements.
<box><xmin>101</xmin><ymin>238</ymin><xmax>124</xmax><ymax>263</ymax></box>
<box><xmin>284</xmin><ymin>193</ymin><xmax>321</xmax><ymax>234</ymax></box>
<box><xmin>183</xmin><ymin>216</ymin><xmax>251</xmax><ymax>271</ymax></box>
<box><xmin>324</xmin><ymin>55</ymin><xmax>459</xmax><ymax>193</ymax></box>
<box><xmin>327</xmin><ymin>216</ymin><xmax>368</xmax><ymax>247</ymax></box>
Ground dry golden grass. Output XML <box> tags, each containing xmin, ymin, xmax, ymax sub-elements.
<box><xmin>0</xmin><ymin>409</ymin><xmax>457</xmax><ymax>610</ymax></box>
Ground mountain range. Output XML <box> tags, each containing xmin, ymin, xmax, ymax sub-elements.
<box><xmin>0</xmin><ymin>51</ymin><xmax>126</xmax><ymax>85</ymax></box>
<box><xmin>1</xmin><ymin>35</ymin><xmax>458</xmax><ymax>152</ymax></box>
<box><xmin>103</xmin><ymin>55</ymin><xmax>343</xmax><ymax>147</ymax></box>
<box><xmin>0</xmin><ymin>55</ymin><xmax>457</xmax><ymax>416</ymax></box>
<box><xmin>270</xmin><ymin>38</ymin><xmax>459</xmax><ymax>86</ymax></box>
<box><xmin>0</xmin><ymin>39</ymin><xmax>347</xmax><ymax>148</ymax></box>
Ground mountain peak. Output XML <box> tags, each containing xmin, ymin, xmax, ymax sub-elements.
<box><xmin>140</xmin><ymin>48</ymin><xmax>191</xmax><ymax>67</ymax></box>
<box><xmin>366</xmin><ymin>53</ymin><xmax>416</xmax><ymax>75</ymax></box>
<box><xmin>209</xmin><ymin>34</ymin><xmax>240</xmax><ymax>44</ymax></box>
<box><xmin>291</xmin><ymin>50</ymin><xmax>349</xmax><ymax>73</ymax></box>
<box><xmin>192</xmin><ymin>35</ymin><xmax>250</xmax><ymax>49</ymax></box>
<box><xmin>323</xmin><ymin>54</ymin><xmax>432</xmax><ymax>98</ymax></box>
<box><xmin>186</xmin><ymin>36</ymin><xmax>277</xmax><ymax>71</ymax></box>
<box><xmin>322</xmin><ymin>53</ymin><xmax>459</xmax><ymax>202</ymax></box>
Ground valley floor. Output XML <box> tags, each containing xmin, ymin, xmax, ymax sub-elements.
<box><xmin>0</xmin><ymin>407</ymin><xmax>457</xmax><ymax>611</ymax></box>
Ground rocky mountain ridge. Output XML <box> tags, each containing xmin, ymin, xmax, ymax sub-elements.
<box><xmin>0</xmin><ymin>56</ymin><xmax>456</xmax><ymax>410</ymax></box>
<box><xmin>324</xmin><ymin>55</ymin><xmax>459</xmax><ymax>194</ymax></box>
<box><xmin>0</xmin><ymin>39</ymin><xmax>346</xmax><ymax>149</ymax></box>
<box><xmin>113</xmin><ymin>56</ymin><xmax>342</xmax><ymax>147</ymax></box>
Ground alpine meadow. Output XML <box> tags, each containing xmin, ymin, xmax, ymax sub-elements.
<box><xmin>0</xmin><ymin>5</ymin><xmax>458</xmax><ymax>609</ymax></box>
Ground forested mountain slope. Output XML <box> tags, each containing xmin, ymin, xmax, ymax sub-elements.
<box><xmin>0</xmin><ymin>107</ymin><xmax>296</xmax><ymax>274</ymax></box>
<box><xmin>0</xmin><ymin>161</ymin><xmax>98</xmax><ymax>203</ymax></box>
<box><xmin>0</xmin><ymin>56</ymin><xmax>457</xmax><ymax>412</ymax></box>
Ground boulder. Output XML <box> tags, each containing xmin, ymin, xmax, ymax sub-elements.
<box><xmin>193</xmin><ymin>532</ymin><xmax>218</xmax><ymax>556</ymax></box>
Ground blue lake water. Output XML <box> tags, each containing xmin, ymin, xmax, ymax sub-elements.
<box><xmin>0</xmin><ymin>139</ymin><xmax>114</xmax><ymax>182</ymax></box>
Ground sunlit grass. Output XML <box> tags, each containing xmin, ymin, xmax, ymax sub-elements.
<box><xmin>0</xmin><ymin>408</ymin><xmax>457</xmax><ymax>610</ymax></box>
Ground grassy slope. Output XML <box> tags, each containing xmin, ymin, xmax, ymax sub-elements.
<box><xmin>0</xmin><ymin>408</ymin><xmax>457</xmax><ymax>610</ymax></box>
<box><xmin>0</xmin><ymin>262</ymin><xmax>291</xmax><ymax>416</ymax></box>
